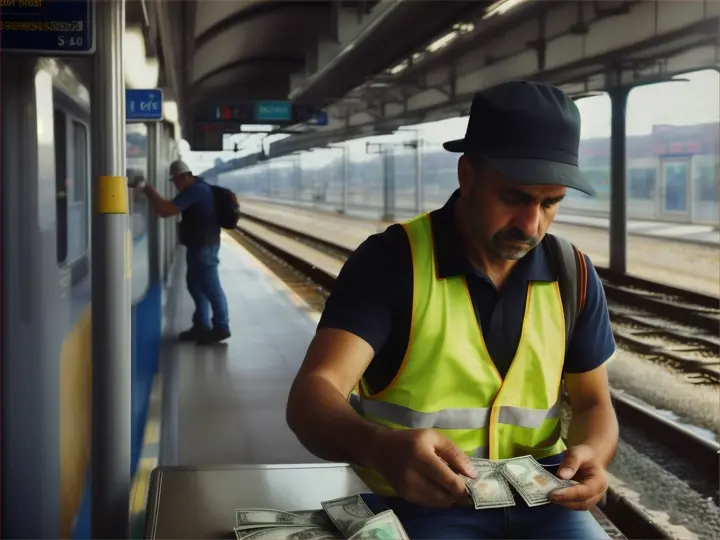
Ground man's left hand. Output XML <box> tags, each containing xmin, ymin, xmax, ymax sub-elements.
<box><xmin>549</xmin><ymin>444</ymin><xmax>608</xmax><ymax>510</ymax></box>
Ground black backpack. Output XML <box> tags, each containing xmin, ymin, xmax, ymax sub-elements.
<box><xmin>211</xmin><ymin>185</ymin><xmax>241</xmax><ymax>230</ymax></box>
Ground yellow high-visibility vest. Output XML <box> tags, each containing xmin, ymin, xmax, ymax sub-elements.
<box><xmin>351</xmin><ymin>213</ymin><xmax>567</xmax><ymax>496</ymax></box>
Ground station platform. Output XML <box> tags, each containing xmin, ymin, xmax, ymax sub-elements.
<box><xmin>237</xmin><ymin>197</ymin><xmax>720</xmax><ymax>297</ymax></box>
<box><xmin>159</xmin><ymin>233</ymin><xmax>324</xmax><ymax>466</ymax></box>
<box><xmin>129</xmin><ymin>232</ymin><xmax>329</xmax><ymax>531</ymax></box>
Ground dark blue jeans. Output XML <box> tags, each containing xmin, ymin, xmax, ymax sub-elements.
<box><xmin>185</xmin><ymin>244</ymin><xmax>229</xmax><ymax>331</ymax></box>
<box><xmin>360</xmin><ymin>459</ymin><xmax>609</xmax><ymax>539</ymax></box>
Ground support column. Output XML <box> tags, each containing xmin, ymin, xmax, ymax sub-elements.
<box><xmin>294</xmin><ymin>155</ymin><xmax>301</xmax><ymax>200</ymax></box>
<box><xmin>608</xmin><ymin>86</ymin><xmax>629</xmax><ymax>275</ymax></box>
<box><xmin>289</xmin><ymin>72</ymin><xmax>307</xmax><ymax>95</ymax></box>
<box><xmin>317</xmin><ymin>38</ymin><xmax>341</xmax><ymax>71</ymax></box>
<box><xmin>90</xmin><ymin>0</ymin><xmax>130</xmax><ymax>537</ymax></box>
<box><xmin>382</xmin><ymin>149</ymin><xmax>395</xmax><ymax>221</ymax></box>
<box><xmin>415</xmin><ymin>139</ymin><xmax>423</xmax><ymax>214</ymax></box>
<box><xmin>266</xmin><ymin>163</ymin><xmax>272</xmax><ymax>196</ymax></box>
<box><xmin>341</xmin><ymin>147</ymin><xmax>348</xmax><ymax>214</ymax></box>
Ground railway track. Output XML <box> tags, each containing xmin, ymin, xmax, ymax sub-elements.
<box><xmin>230</xmin><ymin>214</ymin><xmax>720</xmax><ymax>539</ymax></box>
<box><xmin>596</xmin><ymin>269</ymin><xmax>720</xmax><ymax>384</ymax></box>
<box><xmin>238</xmin><ymin>211</ymin><xmax>720</xmax><ymax>385</ymax></box>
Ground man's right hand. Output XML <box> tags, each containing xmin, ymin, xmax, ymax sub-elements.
<box><xmin>126</xmin><ymin>170</ymin><xmax>147</xmax><ymax>189</ymax></box>
<box><xmin>367</xmin><ymin>429</ymin><xmax>477</xmax><ymax>508</ymax></box>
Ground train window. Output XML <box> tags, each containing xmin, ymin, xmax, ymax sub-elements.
<box><xmin>71</xmin><ymin>121</ymin><xmax>88</xmax><ymax>204</ymax></box>
<box><xmin>127</xmin><ymin>123</ymin><xmax>150</xmax><ymax>302</ymax></box>
<box><xmin>72</xmin><ymin>120</ymin><xmax>90</xmax><ymax>258</ymax></box>
<box><xmin>54</xmin><ymin>109</ymin><xmax>68</xmax><ymax>265</ymax></box>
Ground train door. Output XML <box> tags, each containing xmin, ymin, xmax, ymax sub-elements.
<box><xmin>659</xmin><ymin>158</ymin><xmax>692</xmax><ymax>222</ymax></box>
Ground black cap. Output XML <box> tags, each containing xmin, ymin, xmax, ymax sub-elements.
<box><xmin>443</xmin><ymin>80</ymin><xmax>595</xmax><ymax>196</ymax></box>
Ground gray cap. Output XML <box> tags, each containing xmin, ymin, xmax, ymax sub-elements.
<box><xmin>169</xmin><ymin>159</ymin><xmax>191</xmax><ymax>179</ymax></box>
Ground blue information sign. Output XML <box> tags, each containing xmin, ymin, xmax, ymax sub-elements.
<box><xmin>0</xmin><ymin>0</ymin><xmax>95</xmax><ymax>55</ymax></box>
<box><xmin>307</xmin><ymin>111</ymin><xmax>328</xmax><ymax>126</ymax></box>
<box><xmin>126</xmin><ymin>89</ymin><xmax>164</xmax><ymax>122</ymax></box>
<box><xmin>255</xmin><ymin>101</ymin><xmax>292</xmax><ymax>122</ymax></box>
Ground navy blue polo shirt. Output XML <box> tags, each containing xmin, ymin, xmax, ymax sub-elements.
<box><xmin>318</xmin><ymin>190</ymin><xmax>616</xmax><ymax>394</ymax></box>
<box><xmin>172</xmin><ymin>177</ymin><xmax>220</xmax><ymax>245</ymax></box>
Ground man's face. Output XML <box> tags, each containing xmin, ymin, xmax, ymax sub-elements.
<box><xmin>458</xmin><ymin>157</ymin><xmax>566</xmax><ymax>260</ymax></box>
<box><xmin>171</xmin><ymin>173</ymin><xmax>191</xmax><ymax>191</ymax></box>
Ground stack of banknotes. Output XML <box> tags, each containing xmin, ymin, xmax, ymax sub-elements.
<box><xmin>463</xmin><ymin>455</ymin><xmax>575</xmax><ymax>509</ymax></box>
<box><xmin>233</xmin><ymin>495</ymin><xmax>409</xmax><ymax>540</ymax></box>
<box><xmin>232</xmin><ymin>455</ymin><xmax>574</xmax><ymax>539</ymax></box>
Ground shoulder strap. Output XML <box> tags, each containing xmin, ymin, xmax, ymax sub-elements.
<box><xmin>546</xmin><ymin>234</ymin><xmax>588</xmax><ymax>352</ymax></box>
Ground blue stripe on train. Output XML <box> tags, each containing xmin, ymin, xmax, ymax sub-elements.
<box><xmin>72</xmin><ymin>281</ymin><xmax>163</xmax><ymax>539</ymax></box>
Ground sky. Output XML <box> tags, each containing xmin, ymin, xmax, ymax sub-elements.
<box><xmin>181</xmin><ymin>68</ymin><xmax>719</xmax><ymax>174</ymax></box>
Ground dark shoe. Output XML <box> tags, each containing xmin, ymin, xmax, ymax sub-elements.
<box><xmin>197</xmin><ymin>326</ymin><xmax>231</xmax><ymax>345</ymax></box>
<box><xmin>178</xmin><ymin>325</ymin><xmax>210</xmax><ymax>342</ymax></box>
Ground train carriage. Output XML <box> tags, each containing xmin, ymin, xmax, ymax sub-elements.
<box><xmin>1</xmin><ymin>55</ymin><xmax>179</xmax><ymax>538</ymax></box>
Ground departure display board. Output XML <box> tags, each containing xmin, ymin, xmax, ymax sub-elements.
<box><xmin>208</xmin><ymin>102</ymin><xmax>328</xmax><ymax>126</ymax></box>
<box><xmin>0</xmin><ymin>0</ymin><xmax>95</xmax><ymax>55</ymax></box>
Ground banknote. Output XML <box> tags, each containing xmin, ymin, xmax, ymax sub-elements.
<box><xmin>464</xmin><ymin>459</ymin><xmax>516</xmax><ymax>509</ymax></box>
<box><xmin>469</xmin><ymin>457</ymin><xmax>505</xmax><ymax>473</ymax></box>
<box><xmin>291</xmin><ymin>510</ymin><xmax>336</xmax><ymax>529</ymax></box>
<box><xmin>346</xmin><ymin>510</ymin><xmax>410</xmax><ymax>540</ymax></box>
<box><xmin>321</xmin><ymin>494</ymin><xmax>374</xmax><ymax>537</ymax></box>
<box><xmin>235</xmin><ymin>509</ymin><xmax>314</xmax><ymax>527</ymax></box>
<box><xmin>235</xmin><ymin>524</ymin><xmax>281</xmax><ymax>533</ymax></box>
<box><xmin>499</xmin><ymin>455</ymin><xmax>573</xmax><ymax>507</ymax></box>
<box><xmin>235</xmin><ymin>525</ymin><xmax>343</xmax><ymax>540</ymax></box>
<box><xmin>469</xmin><ymin>457</ymin><xmax>495</xmax><ymax>466</ymax></box>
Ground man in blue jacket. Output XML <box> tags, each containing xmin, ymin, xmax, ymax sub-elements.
<box><xmin>134</xmin><ymin>160</ymin><xmax>230</xmax><ymax>344</ymax></box>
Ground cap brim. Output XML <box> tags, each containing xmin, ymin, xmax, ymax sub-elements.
<box><xmin>443</xmin><ymin>138</ymin><xmax>596</xmax><ymax>196</ymax></box>
<box><xmin>484</xmin><ymin>155</ymin><xmax>596</xmax><ymax>197</ymax></box>
<box><xmin>443</xmin><ymin>138</ymin><xmax>468</xmax><ymax>153</ymax></box>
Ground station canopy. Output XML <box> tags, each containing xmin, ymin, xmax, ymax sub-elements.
<box><xmin>150</xmin><ymin>0</ymin><xmax>492</xmax><ymax>150</ymax></box>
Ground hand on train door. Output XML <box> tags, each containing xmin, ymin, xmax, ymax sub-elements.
<box><xmin>369</xmin><ymin>428</ymin><xmax>476</xmax><ymax>508</ymax></box>
<box><xmin>126</xmin><ymin>169</ymin><xmax>147</xmax><ymax>189</ymax></box>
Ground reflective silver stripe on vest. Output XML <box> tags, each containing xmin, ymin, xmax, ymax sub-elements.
<box><xmin>498</xmin><ymin>400</ymin><xmax>562</xmax><ymax>429</ymax></box>
<box><xmin>358</xmin><ymin>398</ymin><xmax>561</xmax><ymax>430</ymax></box>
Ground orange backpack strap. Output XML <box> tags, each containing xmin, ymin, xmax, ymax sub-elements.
<box><xmin>575</xmin><ymin>246</ymin><xmax>588</xmax><ymax>315</ymax></box>
<box><xmin>547</xmin><ymin>234</ymin><xmax>589</xmax><ymax>351</ymax></box>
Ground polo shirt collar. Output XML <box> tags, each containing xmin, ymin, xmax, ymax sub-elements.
<box><xmin>428</xmin><ymin>189</ymin><xmax>556</xmax><ymax>283</ymax></box>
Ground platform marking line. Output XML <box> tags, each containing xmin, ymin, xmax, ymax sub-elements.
<box><xmin>130</xmin><ymin>375</ymin><xmax>163</xmax><ymax>515</ymax></box>
<box><xmin>649</xmin><ymin>225</ymin><xmax>715</xmax><ymax>236</ymax></box>
<box><xmin>223</xmin><ymin>231</ymin><xmax>323</xmax><ymax>324</ymax></box>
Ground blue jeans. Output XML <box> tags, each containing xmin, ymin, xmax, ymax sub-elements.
<box><xmin>185</xmin><ymin>244</ymin><xmax>229</xmax><ymax>331</ymax></box>
<box><xmin>360</xmin><ymin>459</ymin><xmax>609</xmax><ymax>540</ymax></box>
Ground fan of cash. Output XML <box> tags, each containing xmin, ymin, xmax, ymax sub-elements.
<box><xmin>232</xmin><ymin>455</ymin><xmax>574</xmax><ymax>539</ymax></box>
<box><xmin>233</xmin><ymin>496</ymin><xmax>408</xmax><ymax>540</ymax></box>
<box><xmin>463</xmin><ymin>455</ymin><xmax>575</xmax><ymax>509</ymax></box>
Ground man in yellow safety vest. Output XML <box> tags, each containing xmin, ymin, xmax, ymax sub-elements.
<box><xmin>287</xmin><ymin>80</ymin><xmax>618</xmax><ymax>539</ymax></box>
